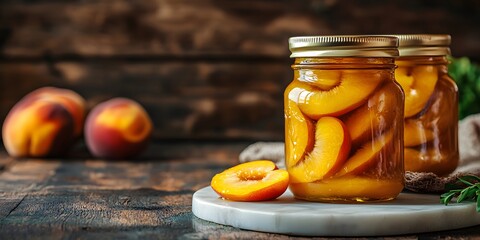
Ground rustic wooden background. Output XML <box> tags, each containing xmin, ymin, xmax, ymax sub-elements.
<box><xmin>1</xmin><ymin>0</ymin><xmax>480</xmax><ymax>141</ymax></box>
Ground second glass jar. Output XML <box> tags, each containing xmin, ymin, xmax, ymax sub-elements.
<box><xmin>393</xmin><ymin>34</ymin><xmax>459</xmax><ymax>176</ymax></box>
<box><xmin>285</xmin><ymin>36</ymin><xmax>405</xmax><ymax>203</ymax></box>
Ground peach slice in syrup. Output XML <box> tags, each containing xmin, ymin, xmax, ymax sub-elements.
<box><xmin>396</xmin><ymin>66</ymin><xmax>438</xmax><ymax>118</ymax></box>
<box><xmin>284</xmin><ymin>99</ymin><xmax>315</xmax><ymax>168</ymax></box>
<box><xmin>403</xmin><ymin>77</ymin><xmax>456</xmax><ymax>147</ymax></box>
<box><xmin>294</xmin><ymin>70</ymin><xmax>385</xmax><ymax>120</ymax></box>
<box><xmin>335</xmin><ymin>130</ymin><xmax>393</xmax><ymax>177</ymax></box>
<box><xmin>404</xmin><ymin>147</ymin><xmax>457</xmax><ymax>176</ymax></box>
<box><xmin>296</xmin><ymin>69</ymin><xmax>342</xmax><ymax>91</ymax></box>
<box><xmin>344</xmin><ymin>83</ymin><xmax>401</xmax><ymax>146</ymax></box>
<box><xmin>289</xmin><ymin>117</ymin><xmax>351</xmax><ymax>183</ymax></box>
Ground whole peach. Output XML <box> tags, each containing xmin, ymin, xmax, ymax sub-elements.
<box><xmin>2</xmin><ymin>98</ymin><xmax>75</xmax><ymax>157</ymax></box>
<box><xmin>84</xmin><ymin>98</ymin><xmax>153</xmax><ymax>159</ymax></box>
<box><xmin>24</xmin><ymin>87</ymin><xmax>86</xmax><ymax>137</ymax></box>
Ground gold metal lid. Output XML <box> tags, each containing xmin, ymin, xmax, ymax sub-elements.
<box><xmin>289</xmin><ymin>35</ymin><xmax>399</xmax><ymax>58</ymax></box>
<box><xmin>392</xmin><ymin>34</ymin><xmax>451</xmax><ymax>56</ymax></box>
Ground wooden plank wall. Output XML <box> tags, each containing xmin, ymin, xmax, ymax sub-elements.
<box><xmin>1</xmin><ymin>0</ymin><xmax>480</xmax><ymax>141</ymax></box>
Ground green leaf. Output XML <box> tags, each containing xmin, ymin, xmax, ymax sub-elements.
<box><xmin>445</xmin><ymin>183</ymin><xmax>461</xmax><ymax>191</ymax></box>
<box><xmin>457</xmin><ymin>177</ymin><xmax>475</xmax><ymax>186</ymax></box>
<box><xmin>457</xmin><ymin>187</ymin><xmax>477</xmax><ymax>203</ymax></box>
<box><xmin>448</xmin><ymin>57</ymin><xmax>480</xmax><ymax>119</ymax></box>
<box><xmin>441</xmin><ymin>175</ymin><xmax>480</xmax><ymax>212</ymax></box>
<box><xmin>441</xmin><ymin>192</ymin><xmax>457</xmax><ymax>205</ymax></box>
<box><xmin>477</xmin><ymin>191</ymin><xmax>480</xmax><ymax>212</ymax></box>
<box><xmin>460</xmin><ymin>175</ymin><xmax>480</xmax><ymax>183</ymax></box>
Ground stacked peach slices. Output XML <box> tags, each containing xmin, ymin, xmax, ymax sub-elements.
<box><xmin>396</xmin><ymin>64</ymin><xmax>458</xmax><ymax>175</ymax></box>
<box><xmin>284</xmin><ymin>69</ymin><xmax>404</xmax><ymax>200</ymax></box>
<box><xmin>211</xmin><ymin>69</ymin><xmax>405</xmax><ymax>202</ymax></box>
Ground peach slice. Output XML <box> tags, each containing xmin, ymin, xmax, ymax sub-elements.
<box><xmin>404</xmin><ymin>119</ymin><xmax>434</xmax><ymax>147</ymax></box>
<box><xmin>290</xmin><ymin>177</ymin><xmax>404</xmax><ymax>202</ymax></box>
<box><xmin>395</xmin><ymin>67</ymin><xmax>414</xmax><ymax>94</ymax></box>
<box><xmin>335</xmin><ymin>131</ymin><xmax>393</xmax><ymax>177</ymax></box>
<box><xmin>293</xmin><ymin>70</ymin><xmax>385</xmax><ymax>120</ymax></box>
<box><xmin>396</xmin><ymin>66</ymin><xmax>438</xmax><ymax>118</ymax></box>
<box><xmin>296</xmin><ymin>69</ymin><xmax>341</xmax><ymax>91</ymax></box>
<box><xmin>344</xmin><ymin>83</ymin><xmax>401</xmax><ymax>146</ymax></box>
<box><xmin>403</xmin><ymin>77</ymin><xmax>457</xmax><ymax>147</ymax></box>
<box><xmin>210</xmin><ymin>160</ymin><xmax>289</xmax><ymax>201</ymax></box>
<box><xmin>289</xmin><ymin>117</ymin><xmax>351</xmax><ymax>183</ymax></box>
<box><xmin>284</xmin><ymin>99</ymin><xmax>314</xmax><ymax>168</ymax></box>
<box><xmin>404</xmin><ymin>148</ymin><xmax>458</xmax><ymax>176</ymax></box>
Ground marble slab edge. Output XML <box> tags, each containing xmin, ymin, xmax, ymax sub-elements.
<box><xmin>192</xmin><ymin>187</ymin><xmax>480</xmax><ymax>237</ymax></box>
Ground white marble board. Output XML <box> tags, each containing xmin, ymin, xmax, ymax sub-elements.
<box><xmin>192</xmin><ymin>187</ymin><xmax>480</xmax><ymax>237</ymax></box>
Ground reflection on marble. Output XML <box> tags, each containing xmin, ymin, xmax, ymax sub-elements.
<box><xmin>192</xmin><ymin>187</ymin><xmax>480</xmax><ymax>237</ymax></box>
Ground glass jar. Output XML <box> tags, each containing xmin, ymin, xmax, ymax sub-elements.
<box><xmin>285</xmin><ymin>36</ymin><xmax>405</xmax><ymax>202</ymax></box>
<box><xmin>393</xmin><ymin>34</ymin><xmax>459</xmax><ymax>176</ymax></box>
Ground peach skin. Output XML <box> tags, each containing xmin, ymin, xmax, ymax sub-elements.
<box><xmin>211</xmin><ymin>160</ymin><xmax>289</xmax><ymax>201</ymax></box>
<box><xmin>23</xmin><ymin>87</ymin><xmax>86</xmax><ymax>137</ymax></box>
<box><xmin>2</xmin><ymin>98</ymin><xmax>75</xmax><ymax>157</ymax></box>
<box><xmin>84</xmin><ymin>98</ymin><xmax>153</xmax><ymax>159</ymax></box>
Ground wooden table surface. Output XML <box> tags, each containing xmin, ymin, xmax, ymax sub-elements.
<box><xmin>0</xmin><ymin>141</ymin><xmax>479</xmax><ymax>239</ymax></box>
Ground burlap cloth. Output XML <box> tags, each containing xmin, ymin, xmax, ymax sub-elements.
<box><xmin>239</xmin><ymin>114</ymin><xmax>480</xmax><ymax>193</ymax></box>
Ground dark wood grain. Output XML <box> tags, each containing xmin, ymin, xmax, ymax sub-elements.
<box><xmin>1</xmin><ymin>0</ymin><xmax>480</xmax><ymax>141</ymax></box>
<box><xmin>1</xmin><ymin>0</ymin><xmax>479</xmax><ymax>58</ymax></box>
<box><xmin>0</xmin><ymin>142</ymin><xmax>245</xmax><ymax>239</ymax></box>
<box><xmin>0</xmin><ymin>143</ymin><xmax>479</xmax><ymax>239</ymax></box>
<box><xmin>0</xmin><ymin>1</ymin><xmax>479</xmax><ymax>238</ymax></box>
<box><xmin>0</xmin><ymin>61</ymin><xmax>290</xmax><ymax>140</ymax></box>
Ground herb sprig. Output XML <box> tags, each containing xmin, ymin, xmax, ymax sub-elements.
<box><xmin>440</xmin><ymin>175</ymin><xmax>480</xmax><ymax>212</ymax></box>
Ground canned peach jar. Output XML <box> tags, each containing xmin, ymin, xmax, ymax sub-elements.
<box><xmin>285</xmin><ymin>36</ymin><xmax>405</xmax><ymax>202</ymax></box>
<box><xmin>393</xmin><ymin>34</ymin><xmax>459</xmax><ymax>176</ymax></box>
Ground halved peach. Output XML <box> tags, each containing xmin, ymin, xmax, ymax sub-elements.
<box><xmin>284</xmin><ymin>99</ymin><xmax>315</xmax><ymax>168</ymax></box>
<box><xmin>294</xmin><ymin>70</ymin><xmax>385</xmax><ymax>120</ymax></box>
<box><xmin>335</xmin><ymin>131</ymin><xmax>393</xmax><ymax>177</ymax></box>
<box><xmin>210</xmin><ymin>160</ymin><xmax>289</xmax><ymax>201</ymax></box>
<box><xmin>344</xmin><ymin>83</ymin><xmax>401</xmax><ymax>146</ymax></box>
<box><xmin>396</xmin><ymin>66</ymin><xmax>438</xmax><ymax>118</ymax></box>
<box><xmin>289</xmin><ymin>117</ymin><xmax>351</xmax><ymax>183</ymax></box>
